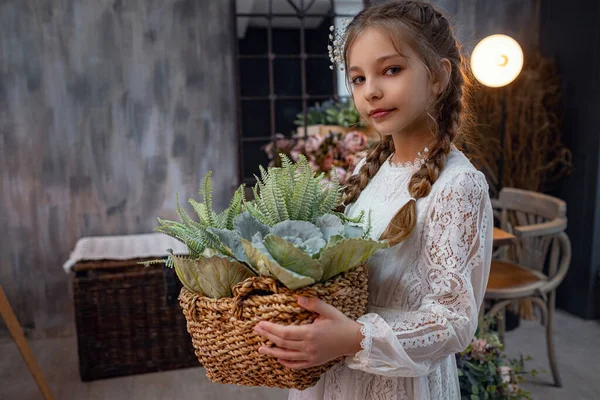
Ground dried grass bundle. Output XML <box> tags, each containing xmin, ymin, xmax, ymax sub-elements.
<box><xmin>467</xmin><ymin>53</ymin><xmax>572</xmax><ymax>198</ymax></box>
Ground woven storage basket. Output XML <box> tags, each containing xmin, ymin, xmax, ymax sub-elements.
<box><xmin>73</xmin><ymin>258</ymin><xmax>198</xmax><ymax>381</ymax></box>
<box><xmin>178</xmin><ymin>264</ymin><xmax>368</xmax><ymax>390</ymax></box>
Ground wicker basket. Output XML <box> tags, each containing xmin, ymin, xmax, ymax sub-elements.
<box><xmin>73</xmin><ymin>258</ymin><xmax>199</xmax><ymax>381</ymax></box>
<box><xmin>178</xmin><ymin>264</ymin><xmax>369</xmax><ymax>390</ymax></box>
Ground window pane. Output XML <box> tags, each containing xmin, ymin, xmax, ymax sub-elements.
<box><xmin>239</xmin><ymin>58</ymin><xmax>269</xmax><ymax>97</ymax></box>
<box><xmin>274</xmin><ymin>58</ymin><xmax>301</xmax><ymax>96</ymax></box>
<box><xmin>238</xmin><ymin>19</ymin><xmax>268</xmax><ymax>55</ymax></box>
<box><xmin>273</xmin><ymin>19</ymin><xmax>301</xmax><ymax>54</ymax></box>
<box><xmin>307</xmin><ymin>58</ymin><xmax>334</xmax><ymax>95</ymax></box>
<box><xmin>241</xmin><ymin>100</ymin><xmax>271</xmax><ymax>138</ymax></box>
<box><xmin>275</xmin><ymin>100</ymin><xmax>302</xmax><ymax>136</ymax></box>
<box><xmin>305</xmin><ymin>17</ymin><xmax>334</xmax><ymax>55</ymax></box>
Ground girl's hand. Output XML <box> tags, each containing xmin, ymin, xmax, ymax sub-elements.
<box><xmin>253</xmin><ymin>296</ymin><xmax>364</xmax><ymax>370</ymax></box>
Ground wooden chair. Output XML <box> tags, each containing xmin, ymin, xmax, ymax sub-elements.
<box><xmin>485</xmin><ymin>188</ymin><xmax>571</xmax><ymax>387</ymax></box>
<box><xmin>0</xmin><ymin>284</ymin><xmax>54</xmax><ymax>399</ymax></box>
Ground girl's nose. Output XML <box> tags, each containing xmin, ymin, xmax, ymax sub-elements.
<box><xmin>364</xmin><ymin>80</ymin><xmax>383</xmax><ymax>101</ymax></box>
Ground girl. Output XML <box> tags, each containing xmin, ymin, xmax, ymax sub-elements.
<box><xmin>253</xmin><ymin>1</ymin><xmax>493</xmax><ymax>398</ymax></box>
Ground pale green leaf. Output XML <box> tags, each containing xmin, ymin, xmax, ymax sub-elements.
<box><xmin>262</xmin><ymin>234</ymin><xmax>323</xmax><ymax>281</ymax></box>
<box><xmin>315</xmin><ymin>214</ymin><xmax>344</xmax><ymax>242</ymax></box>
<box><xmin>171</xmin><ymin>255</ymin><xmax>254</xmax><ymax>299</ymax></box>
<box><xmin>319</xmin><ymin>238</ymin><xmax>388</xmax><ymax>281</ymax></box>
<box><xmin>208</xmin><ymin>228</ymin><xmax>249</xmax><ymax>264</ymax></box>
<box><xmin>240</xmin><ymin>238</ymin><xmax>272</xmax><ymax>276</ymax></box>
<box><xmin>344</xmin><ymin>224</ymin><xmax>364</xmax><ymax>239</ymax></box>
<box><xmin>271</xmin><ymin>220</ymin><xmax>323</xmax><ymax>242</ymax></box>
<box><xmin>234</xmin><ymin>212</ymin><xmax>270</xmax><ymax>241</ymax></box>
<box><xmin>264</xmin><ymin>260</ymin><xmax>315</xmax><ymax>290</ymax></box>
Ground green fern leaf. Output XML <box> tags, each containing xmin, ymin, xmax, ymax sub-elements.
<box><xmin>199</xmin><ymin>171</ymin><xmax>216</xmax><ymax>227</ymax></box>
<box><xmin>264</xmin><ymin>169</ymin><xmax>289</xmax><ymax>223</ymax></box>
<box><xmin>176</xmin><ymin>193</ymin><xmax>205</xmax><ymax>231</ymax></box>
<box><xmin>224</xmin><ymin>185</ymin><xmax>245</xmax><ymax>230</ymax></box>
<box><xmin>188</xmin><ymin>199</ymin><xmax>208</xmax><ymax>226</ymax></box>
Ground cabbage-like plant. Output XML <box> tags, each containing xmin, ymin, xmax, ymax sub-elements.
<box><xmin>145</xmin><ymin>154</ymin><xmax>388</xmax><ymax>298</ymax></box>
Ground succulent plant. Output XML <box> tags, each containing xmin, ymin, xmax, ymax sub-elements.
<box><xmin>145</xmin><ymin>154</ymin><xmax>388</xmax><ymax>298</ymax></box>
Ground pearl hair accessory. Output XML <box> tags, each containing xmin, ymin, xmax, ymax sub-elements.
<box><xmin>327</xmin><ymin>20</ymin><xmax>351</xmax><ymax>71</ymax></box>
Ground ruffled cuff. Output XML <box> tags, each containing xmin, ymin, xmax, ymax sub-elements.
<box><xmin>346</xmin><ymin>314</ymin><xmax>377</xmax><ymax>366</ymax></box>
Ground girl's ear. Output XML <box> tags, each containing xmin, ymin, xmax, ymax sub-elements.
<box><xmin>432</xmin><ymin>58</ymin><xmax>452</xmax><ymax>95</ymax></box>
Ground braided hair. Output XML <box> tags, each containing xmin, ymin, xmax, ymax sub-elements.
<box><xmin>341</xmin><ymin>1</ymin><xmax>473</xmax><ymax>245</ymax></box>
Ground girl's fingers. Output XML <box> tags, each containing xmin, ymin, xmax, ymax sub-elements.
<box><xmin>259</xmin><ymin>346</ymin><xmax>307</xmax><ymax>361</ymax></box>
<box><xmin>256</xmin><ymin>321</ymin><xmax>307</xmax><ymax>341</ymax></box>
<box><xmin>254</xmin><ymin>323</ymin><xmax>306</xmax><ymax>350</ymax></box>
<box><xmin>277</xmin><ymin>359</ymin><xmax>311</xmax><ymax>370</ymax></box>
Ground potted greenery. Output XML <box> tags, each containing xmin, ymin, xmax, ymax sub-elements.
<box><xmin>145</xmin><ymin>155</ymin><xmax>388</xmax><ymax>390</ymax></box>
<box><xmin>295</xmin><ymin>98</ymin><xmax>378</xmax><ymax>141</ymax></box>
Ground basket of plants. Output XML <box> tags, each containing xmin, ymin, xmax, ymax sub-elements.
<box><xmin>145</xmin><ymin>155</ymin><xmax>388</xmax><ymax>390</ymax></box>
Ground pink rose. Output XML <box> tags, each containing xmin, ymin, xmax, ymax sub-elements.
<box><xmin>273</xmin><ymin>133</ymin><xmax>292</xmax><ymax>150</ymax></box>
<box><xmin>290</xmin><ymin>149</ymin><xmax>302</xmax><ymax>161</ymax></box>
<box><xmin>471</xmin><ymin>338</ymin><xmax>488</xmax><ymax>354</ymax></box>
<box><xmin>346</xmin><ymin>151</ymin><xmax>368</xmax><ymax>173</ymax></box>
<box><xmin>304</xmin><ymin>135</ymin><xmax>325</xmax><ymax>154</ymax></box>
<box><xmin>341</xmin><ymin>131</ymin><xmax>368</xmax><ymax>154</ymax></box>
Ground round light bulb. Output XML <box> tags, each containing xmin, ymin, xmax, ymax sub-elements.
<box><xmin>471</xmin><ymin>34</ymin><xmax>524</xmax><ymax>88</ymax></box>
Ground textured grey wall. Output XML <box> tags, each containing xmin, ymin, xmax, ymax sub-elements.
<box><xmin>368</xmin><ymin>0</ymin><xmax>541</xmax><ymax>52</ymax></box>
<box><xmin>0</xmin><ymin>0</ymin><xmax>238</xmax><ymax>338</ymax></box>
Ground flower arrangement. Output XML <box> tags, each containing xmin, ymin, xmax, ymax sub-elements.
<box><xmin>263</xmin><ymin>130</ymin><xmax>369</xmax><ymax>184</ymax></box>
<box><xmin>457</xmin><ymin>319</ymin><xmax>540</xmax><ymax>399</ymax></box>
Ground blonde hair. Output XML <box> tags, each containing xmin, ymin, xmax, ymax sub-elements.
<box><xmin>341</xmin><ymin>0</ymin><xmax>474</xmax><ymax>246</ymax></box>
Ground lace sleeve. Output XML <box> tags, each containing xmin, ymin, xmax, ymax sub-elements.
<box><xmin>345</xmin><ymin>171</ymin><xmax>493</xmax><ymax>377</ymax></box>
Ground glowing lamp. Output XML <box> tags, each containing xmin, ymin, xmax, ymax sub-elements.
<box><xmin>471</xmin><ymin>34</ymin><xmax>523</xmax><ymax>88</ymax></box>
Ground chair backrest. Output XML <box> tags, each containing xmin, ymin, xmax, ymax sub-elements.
<box><xmin>496</xmin><ymin>188</ymin><xmax>568</xmax><ymax>279</ymax></box>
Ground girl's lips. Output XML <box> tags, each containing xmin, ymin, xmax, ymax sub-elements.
<box><xmin>371</xmin><ymin>109</ymin><xmax>397</xmax><ymax>120</ymax></box>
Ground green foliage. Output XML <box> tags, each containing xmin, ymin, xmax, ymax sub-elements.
<box><xmin>246</xmin><ymin>154</ymin><xmax>344</xmax><ymax>226</ymax></box>
<box><xmin>456</xmin><ymin>318</ymin><xmax>540</xmax><ymax>399</ymax></box>
<box><xmin>294</xmin><ymin>98</ymin><xmax>366</xmax><ymax>129</ymax></box>
<box><xmin>145</xmin><ymin>156</ymin><xmax>388</xmax><ymax>297</ymax></box>
<box><xmin>170</xmin><ymin>253</ymin><xmax>254</xmax><ymax>299</ymax></box>
<box><xmin>154</xmin><ymin>174</ymin><xmax>247</xmax><ymax>259</ymax></box>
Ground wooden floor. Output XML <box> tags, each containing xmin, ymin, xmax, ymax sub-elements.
<box><xmin>1</xmin><ymin>310</ymin><xmax>599</xmax><ymax>400</ymax></box>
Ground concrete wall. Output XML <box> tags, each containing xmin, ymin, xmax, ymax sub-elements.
<box><xmin>0</xmin><ymin>0</ymin><xmax>238</xmax><ymax>338</ymax></box>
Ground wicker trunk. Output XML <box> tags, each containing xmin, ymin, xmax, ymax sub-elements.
<box><xmin>178</xmin><ymin>264</ymin><xmax>369</xmax><ymax>390</ymax></box>
<box><xmin>72</xmin><ymin>258</ymin><xmax>199</xmax><ymax>381</ymax></box>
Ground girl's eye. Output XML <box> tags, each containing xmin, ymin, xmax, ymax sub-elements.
<box><xmin>351</xmin><ymin>67</ymin><xmax>401</xmax><ymax>85</ymax></box>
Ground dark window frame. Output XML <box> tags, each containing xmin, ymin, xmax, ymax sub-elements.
<box><xmin>232</xmin><ymin>0</ymin><xmax>361</xmax><ymax>185</ymax></box>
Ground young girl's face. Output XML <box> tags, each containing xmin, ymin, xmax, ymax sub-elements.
<box><xmin>347</xmin><ymin>28</ymin><xmax>435</xmax><ymax>137</ymax></box>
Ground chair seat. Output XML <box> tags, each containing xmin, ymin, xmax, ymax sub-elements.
<box><xmin>486</xmin><ymin>260</ymin><xmax>548</xmax><ymax>297</ymax></box>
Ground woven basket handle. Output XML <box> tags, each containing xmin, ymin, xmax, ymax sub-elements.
<box><xmin>232</xmin><ymin>276</ymin><xmax>280</xmax><ymax>318</ymax></box>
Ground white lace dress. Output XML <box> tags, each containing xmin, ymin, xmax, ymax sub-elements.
<box><xmin>289</xmin><ymin>147</ymin><xmax>493</xmax><ymax>400</ymax></box>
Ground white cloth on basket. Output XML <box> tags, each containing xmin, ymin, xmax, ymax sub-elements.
<box><xmin>289</xmin><ymin>147</ymin><xmax>493</xmax><ymax>400</ymax></box>
<box><xmin>62</xmin><ymin>233</ymin><xmax>188</xmax><ymax>273</ymax></box>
